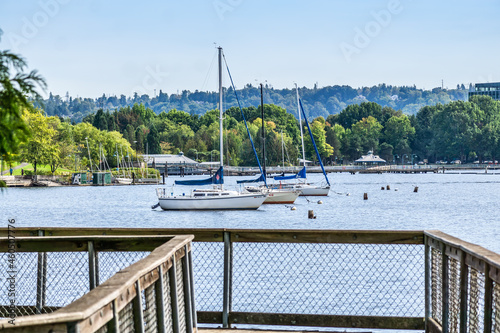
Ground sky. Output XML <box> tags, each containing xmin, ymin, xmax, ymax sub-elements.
<box><xmin>0</xmin><ymin>0</ymin><xmax>498</xmax><ymax>98</ymax></box>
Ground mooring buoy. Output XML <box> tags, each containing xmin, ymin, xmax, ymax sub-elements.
<box><xmin>317</xmin><ymin>200</ymin><xmax>323</xmax><ymax>204</ymax></box>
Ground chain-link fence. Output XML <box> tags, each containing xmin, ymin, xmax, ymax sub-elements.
<box><xmin>0</xmin><ymin>235</ymin><xmax>196</xmax><ymax>333</ymax></box>
<box><xmin>427</xmin><ymin>230</ymin><xmax>500</xmax><ymax>333</ymax></box>
<box><xmin>1</xmin><ymin>228</ymin><xmax>500</xmax><ymax>333</ymax></box>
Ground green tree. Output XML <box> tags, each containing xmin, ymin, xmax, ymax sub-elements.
<box><xmin>21</xmin><ymin>109</ymin><xmax>57</xmax><ymax>178</ymax></box>
<box><xmin>0</xmin><ymin>29</ymin><xmax>46</xmax><ymax>185</ymax></box>
<box><xmin>383</xmin><ymin>115</ymin><xmax>415</xmax><ymax>156</ymax></box>
<box><xmin>146</xmin><ymin>124</ymin><xmax>161</xmax><ymax>154</ymax></box>
<box><xmin>350</xmin><ymin>116</ymin><xmax>383</xmax><ymax>157</ymax></box>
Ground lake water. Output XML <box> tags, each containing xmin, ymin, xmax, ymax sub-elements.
<box><xmin>1</xmin><ymin>171</ymin><xmax>499</xmax><ymax>253</ymax></box>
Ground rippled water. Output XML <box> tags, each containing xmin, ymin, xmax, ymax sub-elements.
<box><xmin>1</xmin><ymin>171</ymin><xmax>499</xmax><ymax>253</ymax></box>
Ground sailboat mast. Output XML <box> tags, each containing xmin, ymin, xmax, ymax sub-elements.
<box><xmin>260</xmin><ymin>83</ymin><xmax>266</xmax><ymax>178</ymax></box>
<box><xmin>218</xmin><ymin>47</ymin><xmax>223</xmax><ymax>168</ymax></box>
<box><xmin>281</xmin><ymin>130</ymin><xmax>284</xmax><ymax>169</ymax></box>
<box><xmin>295</xmin><ymin>83</ymin><xmax>306</xmax><ymax>167</ymax></box>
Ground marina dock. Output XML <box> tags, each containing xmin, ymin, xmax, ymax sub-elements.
<box><xmin>0</xmin><ymin>228</ymin><xmax>499</xmax><ymax>332</ymax></box>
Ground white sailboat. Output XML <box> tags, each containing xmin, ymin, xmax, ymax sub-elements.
<box><xmin>273</xmin><ymin>84</ymin><xmax>330</xmax><ymax>196</ymax></box>
<box><xmin>155</xmin><ymin>47</ymin><xmax>267</xmax><ymax>210</ymax></box>
<box><xmin>115</xmin><ymin>145</ymin><xmax>133</xmax><ymax>184</ymax></box>
<box><xmin>239</xmin><ymin>83</ymin><xmax>300</xmax><ymax>204</ymax></box>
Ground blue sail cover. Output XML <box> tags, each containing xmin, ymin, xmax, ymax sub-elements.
<box><xmin>274</xmin><ymin>167</ymin><xmax>306</xmax><ymax>180</ymax></box>
<box><xmin>237</xmin><ymin>173</ymin><xmax>265</xmax><ymax>184</ymax></box>
<box><xmin>175</xmin><ymin>166</ymin><xmax>224</xmax><ymax>185</ymax></box>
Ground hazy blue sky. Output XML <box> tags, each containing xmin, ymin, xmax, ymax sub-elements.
<box><xmin>0</xmin><ymin>0</ymin><xmax>498</xmax><ymax>98</ymax></box>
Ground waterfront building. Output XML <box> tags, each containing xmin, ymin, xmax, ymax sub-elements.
<box><xmin>468</xmin><ymin>82</ymin><xmax>500</xmax><ymax>100</ymax></box>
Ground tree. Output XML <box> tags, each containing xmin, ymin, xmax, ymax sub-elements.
<box><xmin>20</xmin><ymin>109</ymin><xmax>57</xmax><ymax>178</ymax></box>
<box><xmin>0</xmin><ymin>29</ymin><xmax>46</xmax><ymax>186</ymax></box>
<box><xmin>146</xmin><ymin>124</ymin><xmax>161</xmax><ymax>154</ymax></box>
<box><xmin>350</xmin><ymin>116</ymin><xmax>383</xmax><ymax>156</ymax></box>
<box><xmin>383</xmin><ymin>115</ymin><xmax>415</xmax><ymax>156</ymax></box>
<box><xmin>303</xmin><ymin>117</ymin><xmax>333</xmax><ymax>163</ymax></box>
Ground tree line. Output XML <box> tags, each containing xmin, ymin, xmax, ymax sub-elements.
<box><xmin>76</xmin><ymin>95</ymin><xmax>500</xmax><ymax>168</ymax></box>
<box><xmin>38</xmin><ymin>83</ymin><xmax>468</xmax><ymax>123</ymax></box>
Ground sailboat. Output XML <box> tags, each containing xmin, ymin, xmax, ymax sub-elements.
<box><xmin>237</xmin><ymin>83</ymin><xmax>300</xmax><ymax>204</ymax></box>
<box><xmin>273</xmin><ymin>84</ymin><xmax>330</xmax><ymax>196</ymax></box>
<box><xmin>155</xmin><ymin>47</ymin><xmax>268</xmax><ymax>210</ymax></box>
<box><xmin>115</xmin><ymin>145</ymin><xmax>133</xmax><ymax>185</ymax></box>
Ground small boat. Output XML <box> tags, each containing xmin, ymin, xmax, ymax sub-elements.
<box><xmin>155</xmin><ymin>47</ymin><xmax>267</xmax><ymax>210</ymax></box>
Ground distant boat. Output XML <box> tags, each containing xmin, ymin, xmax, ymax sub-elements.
<box><xmin>155</xmin><ymin>47</ymin><xmax>267</xmax><ymax>210</ymax></box>
<box><xmin>273</xmin><ymin>84</ymin><xmax>330</xmax><ymax>196</ymax></box>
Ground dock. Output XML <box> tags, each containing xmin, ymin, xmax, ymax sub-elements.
<box><xmin>0</xmin><ymin>228</ymin><xmax>499</xmax><ymax>332</ymax></box>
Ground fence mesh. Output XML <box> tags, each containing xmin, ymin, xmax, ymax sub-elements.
<box><xmin>431</xmin><ymin>248</ymin><xmax>443</xmax><ymax>324</ymax></box>
<box><xmin>143</xmin><ymin>284</ymin><xmax>157</xmax><ymax>333</ymax></box>
<box><xmin>231</xmin><ymin>242</ymin><xmax>424</xmax><ymax>317</ymax></box>
<box><xmin>493</xmin><ymin>282</ymin><xmax>500</xmax><ymax>333</ymax></box>
<box><xmin>98</xmin><ymin>251</ymin><xmax>150</xmax><ymax>285</ymax></box>
<box><xmin>448</xmin><ymin>257</ymin><xmax>461</xmax><ymax>333</ymax></box>
<box><xmin>118</xmin><ymin>301</ymin><xmax>135</xmax><ymax>333</ymax></box>
<box><xmin>191</xmin><ymin>242</ymin><xmax>224</xmax><ymax>312</ymax></box>
<box><xmin>176</xmin><ymin>257</ymin><xmax>186</xmax><ymax>333</ymax></box>
<box><xmin>467</xmin><ymin>267</ymin><xmax>485</xmax><ymax>333</ymax></box>
<box><xmin>162</xmin><ymin>268</ymin><xmax>174</xmax><ymax>333</ymax></box>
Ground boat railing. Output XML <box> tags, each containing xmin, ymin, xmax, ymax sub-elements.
<box><xmin>0</xmin><ymin>234</ymin><xmax>195</xmax><ymax>332</ymax></box>
<box><xmin>0</xmin><ymin>228</ymin><xmax>499</xmax><ymax>332</ymax></box>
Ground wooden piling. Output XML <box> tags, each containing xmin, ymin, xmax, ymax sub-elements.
<box><xmin>414</xmin><ymin>186</ymin><xmax>418</xmax><ymax>193</ymax></box>
<box><xmin>363</xmin><ymin>193</ymin><xmax>368</xmax><ymax>200</ymax></box>
<box><xmin>308</xmin><ymin>210</ymin><xmax>316</xmax><ymax>219</ymax></box>
<box><xmin>386</xmin><ymin>185</ymin><xmax>390</xmax><ymax>190</ymax></box>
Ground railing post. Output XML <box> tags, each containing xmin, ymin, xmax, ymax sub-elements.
<box><xmin>459</xmin><ymin>250</ymin><xmax>468</xmax><ymax>333</ymax></box>
<box><xmin>188</xmin><ymin>248</ymin><xmax>197</xmax><ymax>329</ymax></box>
<box><xmin>155</xmin><ymin>266</ymin><xmax>166</xmax><ymax>333</ymax></box>
<box><xmin>441</xmin><ymin>242</ymin><xmax>449</xmax><ymax>333</ymax></box>
<box><xmin>107</xmin><ymin>299</ymin><xmax>120</xmax><ymax>333</ymax></box>
<box><xmin>169</xmin><ymin>254</ymin><xmax>180</xmax><ymax>333</ymax></box>
<box><xmin>484</xmin><ymin>263</ymin><xmax>493</xmax><ymax>333</ymax></box>
<box><xmin>36</xmin><ymin>230</ymin><xmax>47</xmax><ymax>314</ymax></box>
<box><xmin>425</xmin><ymin>235</ymin><xmax>431</xmax><ymax>330</ymax></box>
<box><xmin>133</xmin><ymin>280</ymin><xmax>145</xmax><ymax>333</ymax></box>
<box><xmin>88</xmin><ymin>241</ymin><xmax>97</xmax><ymax>290</ymax></box>
<box><xmin>182</xmin><ymin>245</ymin><xmax>194</xmax><ymax>333</ymax></box>
<box><xmin>222</xmin><ymin>231</ymin><xmax>233</xmax><ymax>328</ymax></box>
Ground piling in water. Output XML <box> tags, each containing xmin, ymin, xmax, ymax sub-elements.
<box><xmin>414</xmin><ymin>186</ymin><xmax>419</xmax><ymax>193</ymax></box>
<box><xmin>386</xmin><ymin>185</ymin><xmax>390</xmax><ymax>190</ymax></box>
<box><xmin>308</xmin><ymin>210</ymin><xmax>316</xmax><ymax>219</ymax></box>
<box><xmin>363</xmin><ymin>193</ymin><xmax>368</xmax><ymax>200</ymax></box>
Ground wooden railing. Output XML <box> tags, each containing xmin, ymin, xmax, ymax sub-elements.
<box><xmin>0</xmin><ymin>228</ymin><xmax>499</xmax><ymax>332</ymax></box>
<box><xmin>0</xmin><ymin>235</ymin><xmax>196</xmax><ymax>333</ymax></box>
<box><xmin>425</xmin><ymin>231</ymin><xmax>500</xmax><ymax>333</ymax></box>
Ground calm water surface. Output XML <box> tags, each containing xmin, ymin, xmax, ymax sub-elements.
<box><xmin>1</xmin><ymin>171</ymin><xmax>499</xmax><ymax>253</ymax></box>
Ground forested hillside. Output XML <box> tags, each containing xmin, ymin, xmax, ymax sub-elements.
<box><xmin>37</xmin><ymin>84</ymin><xmax>469</xmax><ymax>123</ymax></box>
